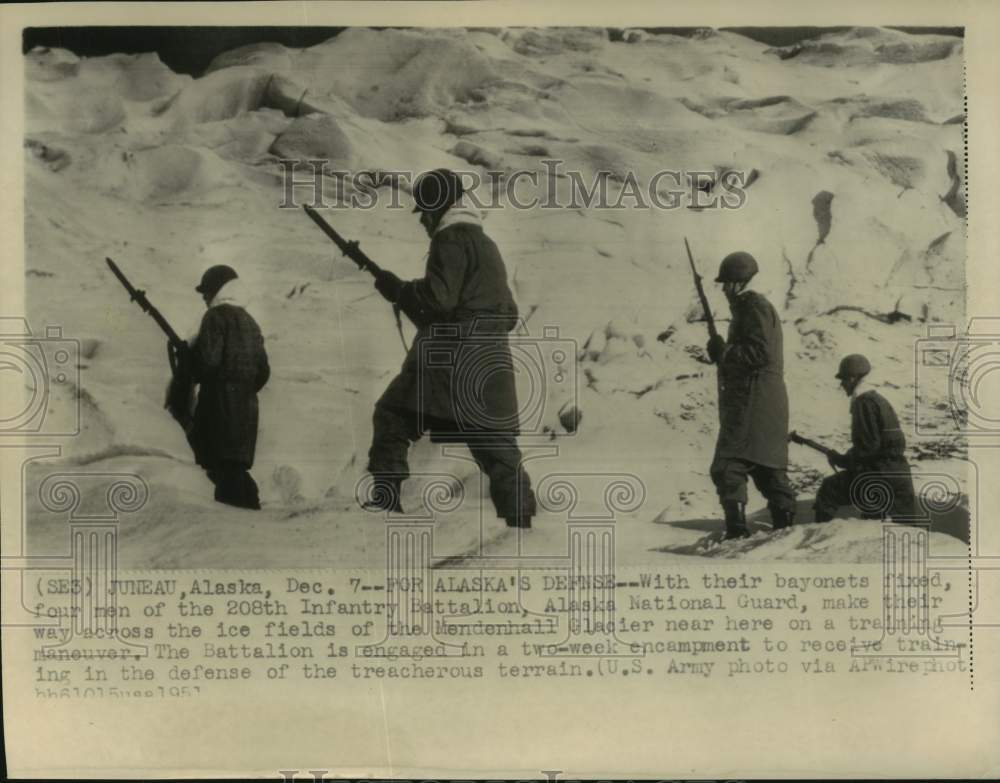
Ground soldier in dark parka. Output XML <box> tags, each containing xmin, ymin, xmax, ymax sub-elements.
<box><xmin>366</xmin><ymin>169</ymin><xmax>536</xmax><ymax>528</ymax></box>
<box><xmin>706</xmin><ymin>252</ymin><xmax>797</xmax><ymax>538</ymax></box>
<box><xmin>188</xmin><ymin>265</ymin><xmax>270</xmax><ymax>510</ymax></box>
<box><xmin>815</xmin><ymin>354</ymin><xmax>916</xmax><ymax>523</ymax></box>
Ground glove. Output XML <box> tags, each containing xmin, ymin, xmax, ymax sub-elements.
<box><xmin>706</xmin><ymin>334</ymin><xmax>726</xmax><ymax>363</ymax></box>
<box><xmin>396</xmin><ymin>285</ymin><xmax>429</xmax><ymax>330</ymax></box>
<box><xmin>374</xmin><ymin>270</ymin><xmax>404</xmax><ymax>303</ymax></box>
<box><xmin>828</xmin><ymin>451</ymin><xmax>848</xmax><ymax>470</ymax></box>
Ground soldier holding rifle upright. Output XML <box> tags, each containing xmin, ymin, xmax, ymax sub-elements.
<box><xmin>697</xmin><ymin>249</ymin><xmax>797</xmax><ymax>539</ymax></box>
<box><xmin>106</xmin><ymin>259</ymin><xmax>270</xmax><ymax>509</ymax></box>
<box><xmin>188</xmin><ymin>265</ymin><xmax>271</xmax><ymax>509</ymax></box>
<box><xmin>361</xmin><ymin>169</ymin><xmax>536</xmax><ymax>528</ymax></box>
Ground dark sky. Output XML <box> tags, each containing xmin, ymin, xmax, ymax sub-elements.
<box><xmin>22</xmin><ymin>27</ymin><xmax>349</xmax><ymax>75</ymax></box>
<box><xmin>23</xmin><ymin>25</ymin><xmax>963</xmax><ymax>77</ymax></box>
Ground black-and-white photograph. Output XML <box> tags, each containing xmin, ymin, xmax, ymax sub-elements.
<box><xmin>3</xmin><ymin>4</ymin><xmax>997</xmax><ymax>779</ymax></box>
<box><xmin>18</xmin><ymin>23</ymin><xmax>969</xmax><ymax>566</ymax></box>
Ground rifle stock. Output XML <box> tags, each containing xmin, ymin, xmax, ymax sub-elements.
<box><xmin>788</xmin><ymin>430</ymin><xmax>838</xmax><ymax>459</ymax></box>
<box><xmin>684</xmin><ymin>237</ymin><xmax>719</xmax><ymax>342</ymax></box>
<box><xmin>302</xmin><ymin>205</ymin><xmax>382</xmax><ymax>277</ymax></box>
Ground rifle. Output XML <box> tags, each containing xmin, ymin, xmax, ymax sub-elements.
<box><xmin>302</xmin><ymin>204</ymin><xmax>383</xmax><ymax>277</ymax></box>
<box><xmin>303</xmin><ymin>204</ymin><xmax>415</xmax><ymax>350</ymax></box>
<box><xmin>105</xmin><ymin>257</ymin><xmax>196</xmax><ymax>430</ymax></box>
<box><xmin>685</xmin><ymin>237</ymin><xmax>719</xmax><ymax>342</ymax></box>
<box><xmin>789</xmin><ymin>431</ymin><xmax>843</xmax><ymax>470</ymax></box>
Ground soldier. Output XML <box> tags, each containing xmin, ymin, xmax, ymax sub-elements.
<box><xmin>814</xmin><ymin>354</ymin><xmax>916</xmax><ymax>523</ymax></box>
<box><xmin>188</xmin><ymin>264</ymin><xmax>270</xmax><ymax>510</ymax></box>
<box><xmin>364</xmin><ymin>168</ymin><xmax>536</xmax><ymax>528</ymax></box>
<box><xmin>706</xmin><ymin>251</ymin><xmax>797</xmax><ymax>538</ymax></box>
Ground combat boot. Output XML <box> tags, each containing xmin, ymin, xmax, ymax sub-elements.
<box><xmin>362</xmin><ymin>475</ymin><xmax>403</xmax><ymax>514</ymax></box>
<box><xmin>770</xmin><ymin>507</ymin><xmax>795</xmax><ymax>531</ymax></box>
<box><xmin>504</xmin><ymin>488</ymin><xmax>536</xmax><ymax>529</ymax></box>
<box><xmin>722</xmin><ymin>500</ymin><xmax>749</xmax><ymax>539</ymax></box>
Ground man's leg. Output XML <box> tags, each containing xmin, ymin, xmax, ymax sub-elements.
<box><xmin>749</xmin><ymin>466</ymin><xmax>797</xmax><ymax>530</ymax></box>
<box><xmin>814</xmin><ymin>471</ymin><xmax>853</xmax><ymax>523</ymax></box>
<box><xmin>710</xmin><ymin>457</ymin><xmax>750</xmax><ymax>539</ymax></box>
<box><xmin>466</xmin><ymin>437</ymin><xmax>535</xmax><ymax>528</ymax></box>
<box><xmin>887</xmin><ymin>461</ymin><xmax>918</xmax><ymax>524</ymax></box>
<box><xmin>210</xmin><ymin>462</ymin><xmax>258</xmax><ymax>510</ymax></box>
<box><xmin>365</xmin><ymin>404</ymin><xmax>421</xmax><ymax>512</ymax></box>
<box><xmin>239</xmin><ymin>469</ymin><xmax>261</xmax><ymax>510</ymax></box>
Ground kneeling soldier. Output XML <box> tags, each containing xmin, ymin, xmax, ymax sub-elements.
<box><xmin>814</xmin><ymin>354</ymin><xmax>915</xmax><ymax>523</ymax></box>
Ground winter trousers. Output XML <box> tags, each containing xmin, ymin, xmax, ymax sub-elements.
<box><xmin>711</xmin><ymin>457</ymin><xmax>797</xmax><ymax>515</ymax></box>
<box><xmin>207</xmin><ymin>461</ymin><xmax>261</xmax><ymax>510</ymax></box>
<box><xmin>814</xmin><ymin>463</ymin><xmax>916</xmax><ymax>522</ymax></box>
<box><xmin>367</xmin><ymin>403</ymin><xmax>535</xmax><ymax>520</ymax></box>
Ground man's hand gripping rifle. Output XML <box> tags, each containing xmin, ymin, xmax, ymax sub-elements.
<box><xmin>685</xmin><ymin>237</ymin><xmax>724</xmax><ymax>364</ymax></box>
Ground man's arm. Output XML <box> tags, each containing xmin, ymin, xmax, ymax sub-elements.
<box><xmin>845</xmin><ymin>396</ymin><xmax>883</xmax><ymax>469</ymax></box>
<box><xmin>255</xmin><ymin>337</ymin><xmax>270</xmax><ymax>391</ymax></box>
<box><xmin>720</xmin><ymin>298</ymin><xmax>771</xmax><ymax>370</ymax></box>
<box><xmin>409</xmin><ymin>235</ymin><xmax>468</xmax><ymax>318</ymax></box>
<box><xmin>191</xmin><ymin>309</ymin><xmax>224</xmax><ymax>382</ymax></box>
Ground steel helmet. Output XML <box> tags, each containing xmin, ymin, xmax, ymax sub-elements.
<box><xmin>195</xmin><ymin>264</ymin><xmax>238</xmax><ymax>299</ymax></box>
<box><xmin>715</xmin><ymin>251</ymin><xmax>759</xmax><ymax>283</ymax></box>
<box><xmin>835</xmin><ymin>353</ymin><xmax>872</xmax><ymax>379</ymax></box>
<box><xmin>411</xmin><ymin>168</ymin><xmax>465</xmax><ymax>214</ymax></box>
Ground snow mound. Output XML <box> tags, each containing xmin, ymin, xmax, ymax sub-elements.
<box><xmin>24</xmin><ymin>46</ymin><xmax>81</xmax><ymax>82</ymax></box>
<box><xmin>769</xmin><ymin>27</ymin><xmax>962</xmax><ymax>66</ymax></box>
<box><xmin>505</xmin><ymin>27</ymin><xmax>610</xmax><ymax>56</ymax></box>
<box><xmin>269</xmin><ymin>113</ymin><xmax>354</xmax><ymax>167</ymax></box>
<box><xmin>86</xmin><ymin>144</ymin><xmax>251</xmax><ymax>203</ymax></box>
<box><xmin>288</xmin><ymin>29</ymin><xmax>502</xmax><ymax>122</ymax></box>
<box><xmin>657</xmin><ymin>518</ymin><xmax>968</xmax><ymax>562</ymax></box>
<box><xmin>206</xmin><ymin>41</ymin><xmax>296</xmax><ymax>74</ymax></box>
<box><xmin>82</xmin><ymin>52</ymin><xmax>188</xmax><ymax>102</ymax></box>
<box><xmin>719</xmin><ymin>95</ymin><xmax>817</xmax><ymax>135</ymax></box>
<box><xmin>29</xmin><ymin>83</ymin><xmax>126</xmax><ymax>134</ymax></box>
<box><xmin>162</xmin><ymin>66</ymin><xmax>275</xmax><ymax>127</ymax></box>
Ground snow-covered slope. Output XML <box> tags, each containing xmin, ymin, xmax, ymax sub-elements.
<box><xmin>22</xmin><ymin>27</ymin><xmax>969</xmax><ymax>566</ymax></box>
